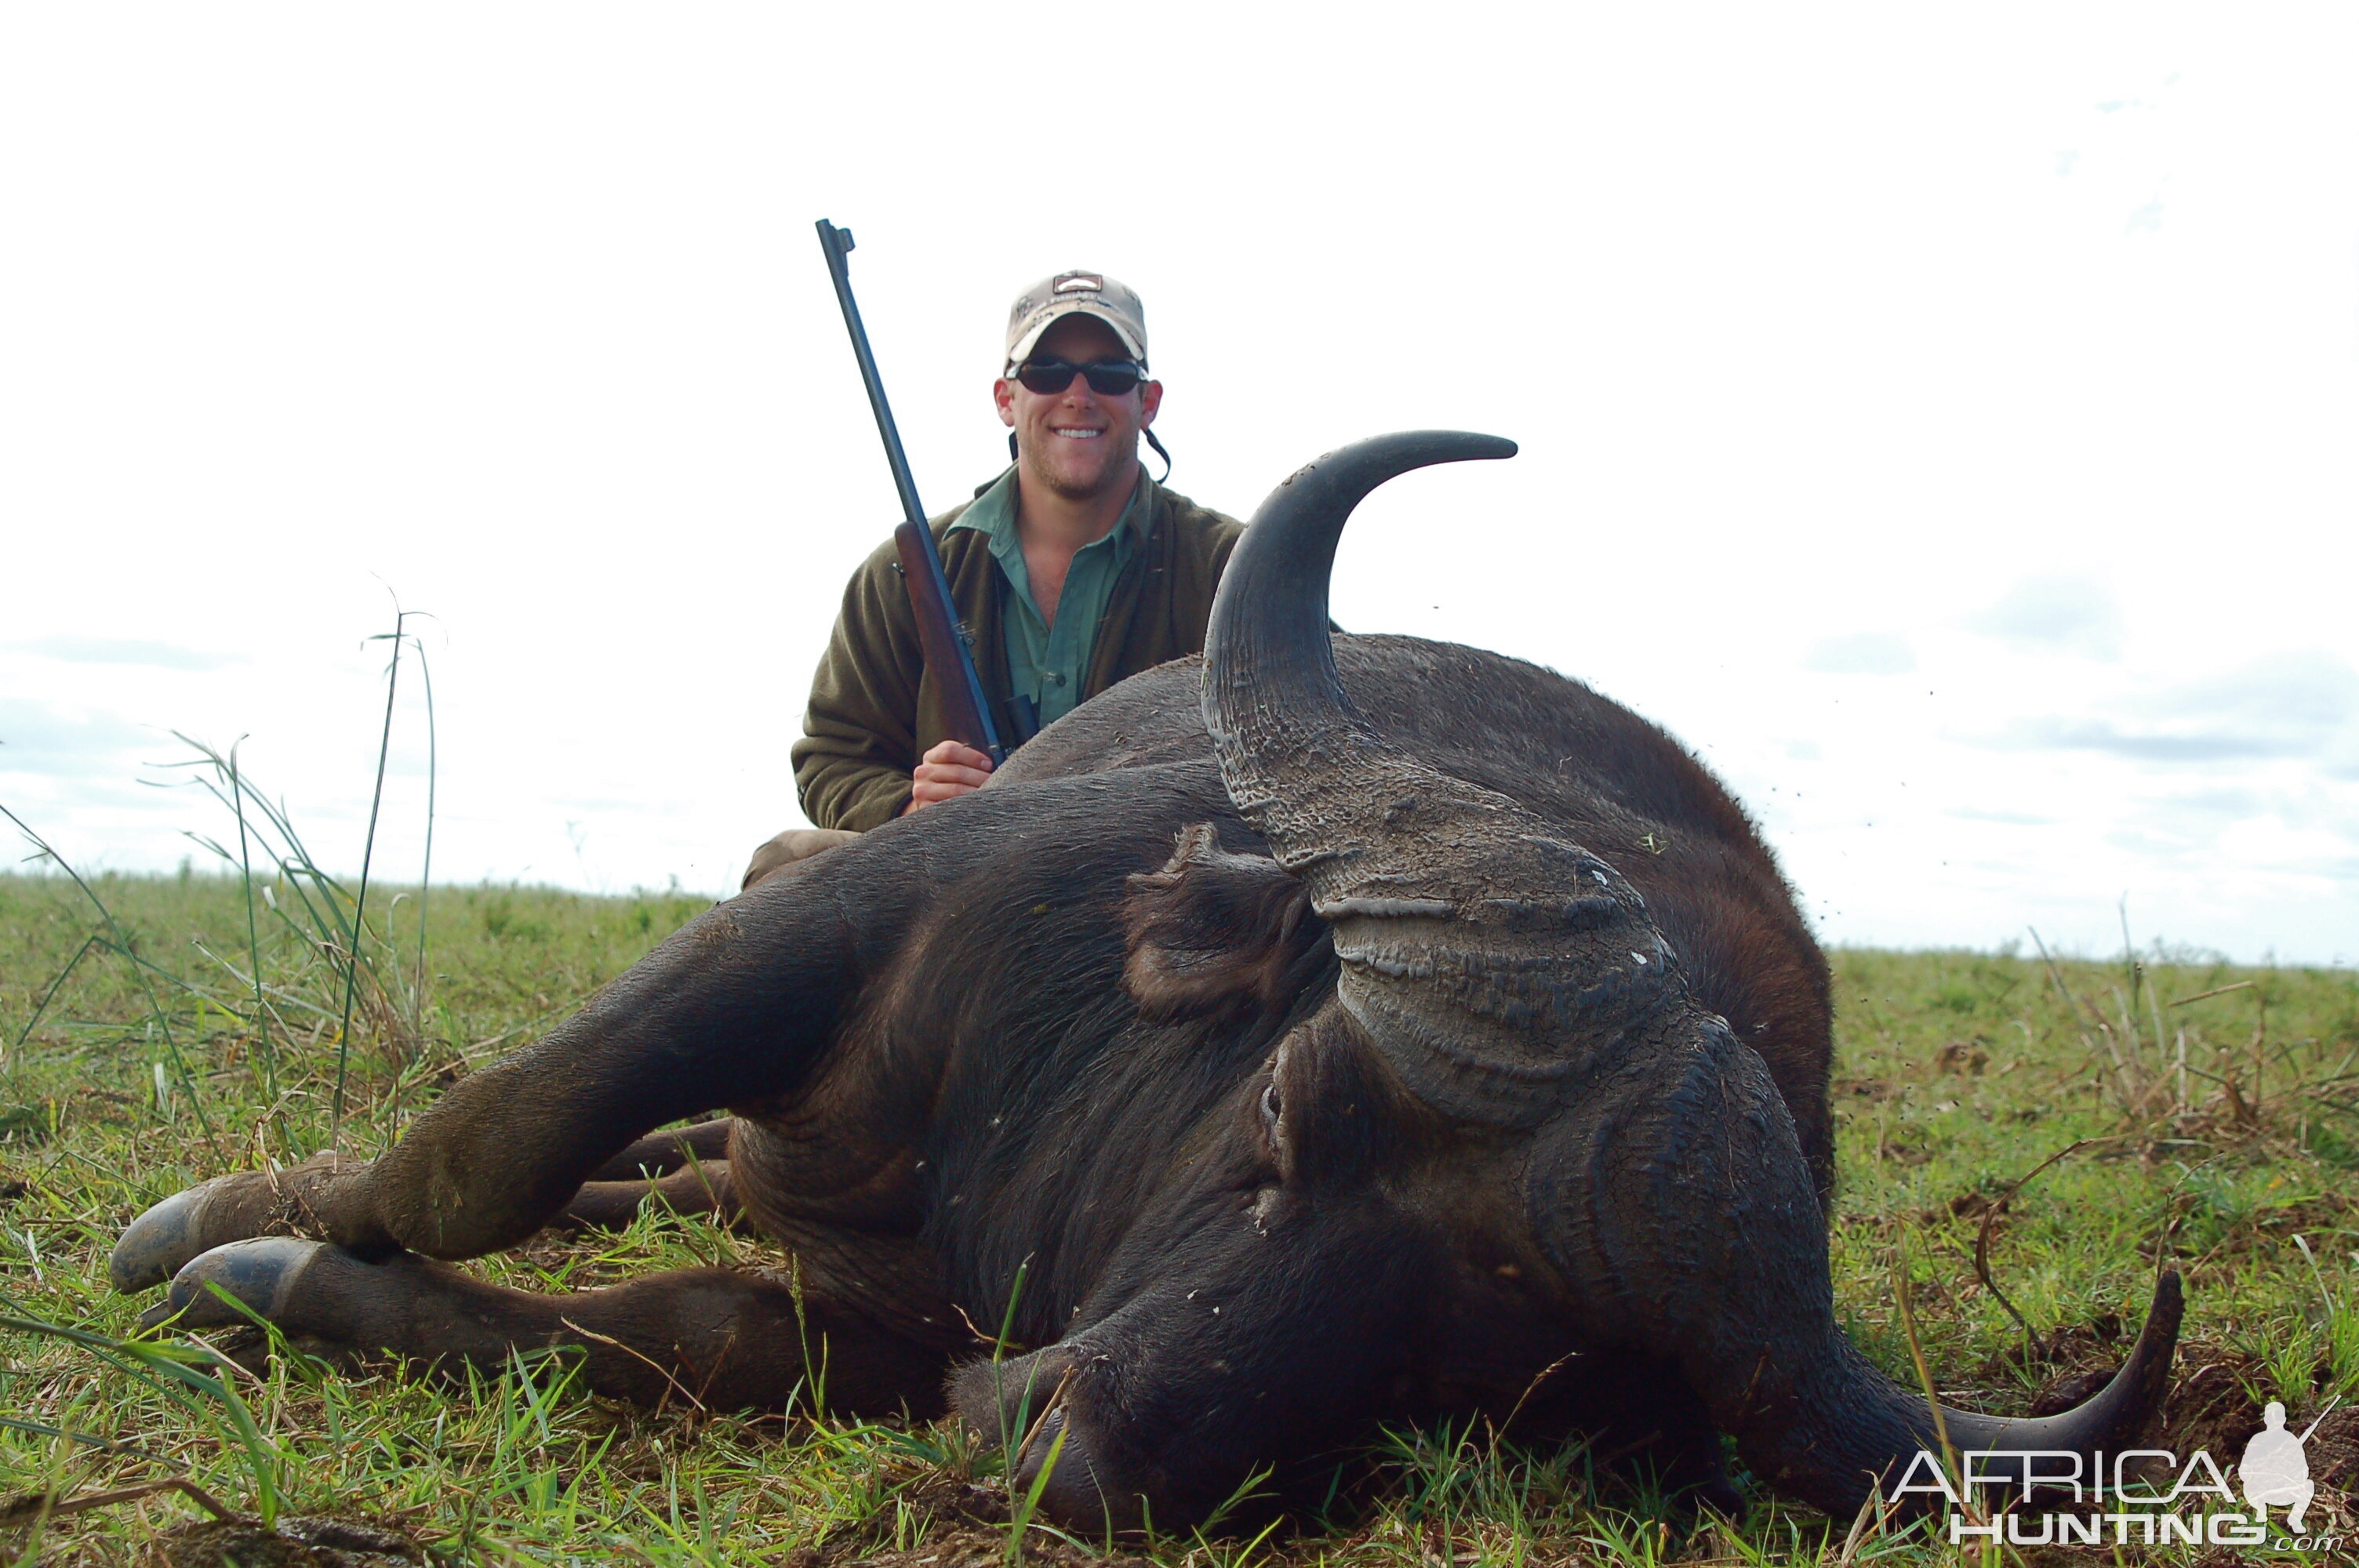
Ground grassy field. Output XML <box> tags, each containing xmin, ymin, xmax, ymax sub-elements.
<box><xmin>1</xmin><ymin>858</ymin><xmax>2354</xmax><ymax>1565</ymax></box>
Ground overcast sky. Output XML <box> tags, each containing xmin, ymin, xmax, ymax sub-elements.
<box><xmin>4</xmin><ymin>5</ymin><xmax>2354</xmax><ymax>964</ymax></box>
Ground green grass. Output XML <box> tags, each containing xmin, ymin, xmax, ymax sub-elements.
<box><xmin>2</xmin><ymin>862</ymin><xmax>2354</xmax><ymax>1564</ymax></box>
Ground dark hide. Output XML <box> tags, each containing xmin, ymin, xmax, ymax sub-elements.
<box><xmin>113</xmin><ymin>446</ymin><xmax>2174</xmax><ymax>1534</ymax></box>
<box><xmin>112</xmin><ymin>637</ymin><xmax>1821</xmax><ymax>1518</ymax></box>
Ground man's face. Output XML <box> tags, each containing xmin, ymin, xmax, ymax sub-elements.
<box><xmin>996</xmin><ymin>314</ymin><xmax>1163</xmax><ymax>504</ymax></box>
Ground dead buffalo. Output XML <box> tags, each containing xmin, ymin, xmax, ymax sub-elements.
<box><xmin>111</xmin><ymin>432</ymin><xmax>2179</xmax><ymax>1530</ymax></box>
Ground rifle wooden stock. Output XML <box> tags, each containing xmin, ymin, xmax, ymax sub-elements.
<box><xmin>892</xmin><ymin>521</ymin><xmax>1000</xmax><ymax>762</ymax></box>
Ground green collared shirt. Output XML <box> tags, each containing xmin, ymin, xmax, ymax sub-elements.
<box><xmin>949</xmin><ymin>466</ymin><xmax>1153</xmax><ymax>730</ymax></box>
<box><xmin>793</xmin><ymin>478</ymin><xmax>1243</xmax><ymax>830</ymax></box>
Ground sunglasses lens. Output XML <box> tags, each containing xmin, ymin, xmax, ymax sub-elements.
<box><xmin>1016</xmin><ymin>359</ymin><xmax>1142</xmax><ymax>396</ymax></box>
<box><xmin>1016</xmin><ymin>361</ymin><xmax>1071</xmax><ymax>394</ymax></box>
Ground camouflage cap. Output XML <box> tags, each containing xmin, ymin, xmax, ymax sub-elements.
<box><xmin>1005</xmin><ymin>270</ymin><xmax>1148</xmax><ymax>369</ymax></box>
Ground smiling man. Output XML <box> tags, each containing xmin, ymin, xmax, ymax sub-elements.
<box><xmin>752</xmin><ymin>271</ymin><xmax>1242</xmax><ymax>884</ymax></box>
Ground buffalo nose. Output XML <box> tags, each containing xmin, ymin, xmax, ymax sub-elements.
<box><xmin>1013</xmin><ymin>1407</ymin><xmax>1142</xmax><ymax>1534</ymax></box>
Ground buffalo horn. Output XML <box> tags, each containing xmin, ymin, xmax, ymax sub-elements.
<box><xmin>1205</xmin><ymin>434</ymin><xmax>1696</xmax><ymax>1120</ymax></box>
<box><xmin>1744</xmin><ymin>1270</ymin><xmax>2183</xmax><ymax>1519</ymax></box>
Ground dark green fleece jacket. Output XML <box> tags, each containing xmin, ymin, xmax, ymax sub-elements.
<box><xmin>791</xmin><ymin>478</ymin><xmax>1243</xmax><ymax>832</ymax></box>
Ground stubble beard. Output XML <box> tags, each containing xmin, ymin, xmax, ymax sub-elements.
<box><xmin>1028</xmin><ymin>437</ymin><xmax>1139</xmax><ymax>504</ymax></box>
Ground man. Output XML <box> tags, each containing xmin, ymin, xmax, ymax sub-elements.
<box><xmin>744</xmin><ymin>271</ymin><xmax>1241</xmax><ymax>887</ymax></box>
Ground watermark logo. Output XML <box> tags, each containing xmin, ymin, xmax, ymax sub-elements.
<box><xmin>2240</xmin><ymin>1399</ymin><xmax>2318</xmax><ymax>1532</ymax></box>
<box><xmin>1886</xmin><ymin>1393</ymin><xmax>2342</xmax><ymax>1554</ymax></box>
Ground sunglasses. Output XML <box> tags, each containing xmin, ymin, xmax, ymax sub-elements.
<box><xmin>1012</xmin><ymin>357</ymin><xmax>1148</xmax><ymax>397</ymax></box>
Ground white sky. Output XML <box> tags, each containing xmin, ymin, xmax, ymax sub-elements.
<box><xmin>3</xmin><ymin>5</ymin><xmax>2354</xmax><ymax>964</ymax></box>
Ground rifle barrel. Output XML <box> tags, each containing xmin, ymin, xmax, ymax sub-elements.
<box><xmin>814</xmin><ymin>220</ymin><xmax>1005</xmax><ymax>764</ymax></box>
<box><xmin>816</xmin><ymin>222</ymin><xmax>928</xmax><ymax>534</ymax></box>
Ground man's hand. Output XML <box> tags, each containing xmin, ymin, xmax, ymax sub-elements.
<box><xmin>903</xmin><ymin>740</ymin><xmax>995</xmax><ymax>813</ymax></box>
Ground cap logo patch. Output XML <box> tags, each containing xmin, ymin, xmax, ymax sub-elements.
<box><xmin>1005</xmin><ymin>270</ymin><xmax>1146</xmax><ymax>366</ymax></box>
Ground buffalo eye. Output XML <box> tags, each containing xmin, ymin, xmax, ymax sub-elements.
<box><xmin>1256</xmin><ymin>1076</ymin><xmax>1299</xmax><ymax>1188</ymax></box>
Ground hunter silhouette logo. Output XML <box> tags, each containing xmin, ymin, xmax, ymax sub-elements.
<box><xmin>2240</xmin><ymin>1396</ymin><xmax>2335</xmax><ymax>1532</ymax></box>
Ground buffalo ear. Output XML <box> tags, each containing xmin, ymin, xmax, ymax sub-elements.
<box><xmin>1121</xmin><ymin>824</ymin><xmax>1325</xmax><ymax>1019</ymax></box>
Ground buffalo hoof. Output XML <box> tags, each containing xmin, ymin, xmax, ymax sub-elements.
<box><xmin>111</xmin><ymin>1178</ymin><xmax>246</xmax><ymax>1294</ymax></box>
<box><xmin>140</xmin><ymin>1236</ymin><xmax>332</xmax><ymax>1333</ymax></box>
<box><xmin>111</xmin><ymin>1156</ymin><xmax>358</xmax><ymax>1294</ymax></box>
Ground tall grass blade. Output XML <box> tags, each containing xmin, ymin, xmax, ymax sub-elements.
<box><xmin>0</xmin><ymin>804</ymin><xmax>216</xmax><ymax>1143</ymax></box>
<box><xmin>9</xmin><ymin>933</ymin><xmax>104</xmax><ymax>1058</ymax></box>
<box><xmin>166</xmin><ymin>732</ymin><xmax>358</xmax><ymax>986</ymax></box>
<box><xmin>1002</xmin><ymin>1421</ymin><xmax>1066</xmax><ymax>1568</ymax></box>
<box><xmin>227</xmin><ymin>739</ymin><xmax>276</xmax><ymax>1103</ymax></box>
<box><xmin>334</xmin><ymin>609</ymin><xmax>411</xmax><ymax>1128</ymax></box>
<box><xmin>414</xmin><ymin>640</ymin><xmax>438</xmax><ymax>1028</ymax></box>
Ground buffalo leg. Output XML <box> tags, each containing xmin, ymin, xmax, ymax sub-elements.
<box><xmin>112</xmin><ymin>854</ymin><xmax>923</xmax><ymax>1289</ymax></box>
<box><xmin>551</xmin><ymin>1160</ymin><xmax>746</xmax><ymax>1233</ymax></box>
<box><xmin>115</xmin><ymin>1130</ymin><xmax>750</xmax><ymax>1289</ymax></box>
<box><xmin>586</xmin><ymin>1118</ymin><xmax>736</xmax><ymax>1182</ymax></box>
<box><xmin>148</xmin><ymin>1237</ymin><xmax>947</xmax><ymax>1418</ymax></box>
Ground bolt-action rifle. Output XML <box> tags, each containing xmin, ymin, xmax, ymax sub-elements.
<box><xmin>815</xmin><ymin>220</ymin><xmax>1007</xmax><ymax>766</ymax></box>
